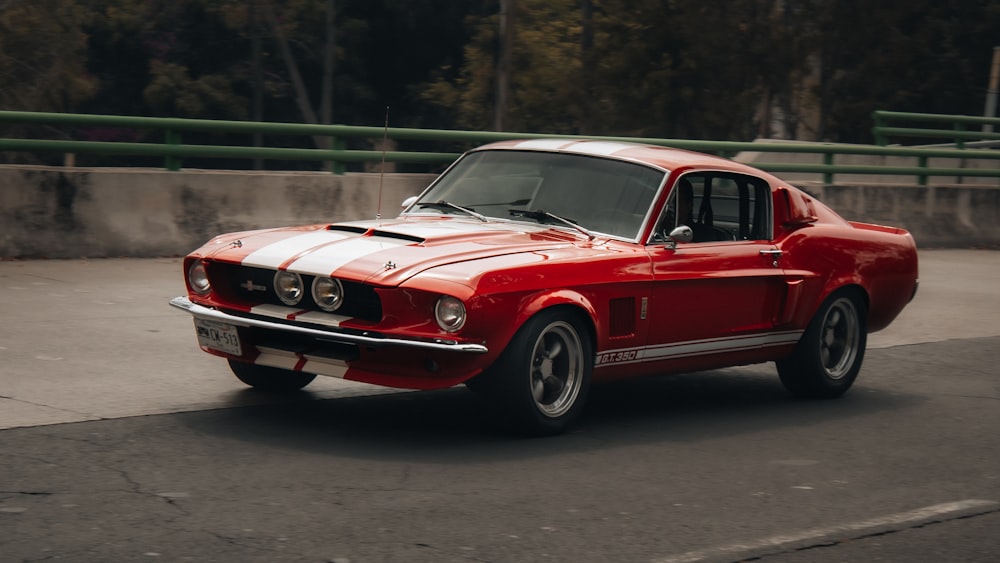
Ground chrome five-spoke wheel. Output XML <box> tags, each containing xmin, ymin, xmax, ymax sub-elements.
<box><xmin>819</xmin><ymin>297</ymin><xmax>861</xmax><ymax>380</ymax></box>
<box><xmin>530</xmin><ymin>321</ymin><xmax>585</xmax><ymax>418</ymax></box>
<box><xmin>484</xmin><ymin>309</ymin><xmax>593</xmax><ymax>435</ymax></box>
<box><xmin>777</xmin><ymin>290</ymin><xmax>867</xmax><ymax>399</ymax></box>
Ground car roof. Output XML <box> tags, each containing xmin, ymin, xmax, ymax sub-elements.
<box><xmin>474</xmin><ymin>138</ymin><xmax>767</xmax><ymax>177</ymax></box>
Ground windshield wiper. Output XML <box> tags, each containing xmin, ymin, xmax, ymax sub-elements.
<box><xmin>466</xmin><ymin>198</ymin><xmax>532</xmax><ymax>207</ymax></box>
<box><xmin>417</xmin><ymin>200</ymin><xmax>489</xmax><ymax>222</ymax></box>
<box><xmin>509</xmin><ymin>209</ymin><xmax>595</xmax><ymax>240</ymax></box>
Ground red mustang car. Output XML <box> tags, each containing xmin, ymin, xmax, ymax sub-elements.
<box><xmin>171</xmin><ymin>139</ymin><xmax>918</xmax><ymax>435</ymax></box>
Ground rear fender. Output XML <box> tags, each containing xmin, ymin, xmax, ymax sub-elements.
<box><xmin>780</xmin><ymin>245</ymin><xmax>869</xmax><ymax>330</ymax></box>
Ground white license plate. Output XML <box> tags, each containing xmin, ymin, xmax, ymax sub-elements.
<box><xmin>194</xmin><ymin>319</ymin><xmax>242</xmax><ymax>356</ymax></box>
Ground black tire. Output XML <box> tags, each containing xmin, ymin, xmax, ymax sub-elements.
<box><xmin>227</xmin><ymin>359</ymin><xmax>316</xmax><ymax>392</ymax></box>
<box><xmin>777</xmin><ymin>290</ymin><xmax>867</xmax><ymax>399</ymax></box>
<box><xmin>483</xmin><ymin>309</ymin><xmax>593</xmax><ymax>436</ymax></box>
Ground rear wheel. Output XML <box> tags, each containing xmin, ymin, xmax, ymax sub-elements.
<box><xmin>228</xmin><ymin>359</ymin><xmax>316</xmax><ymax>392</ymax></box>
<box><xmin>483</xmin><ymin>310</ymin><xmax>593</xmax><ymax>436</ymax></box>
<box><xmin>777</xmin><ymin>290</ymin><xmax>867</xmax><ymax>398</ymax></box>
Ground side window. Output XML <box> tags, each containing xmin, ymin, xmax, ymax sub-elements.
<box><xmin>652</xmin><ymin>173</ymin><xmax>772</xmax><ymax>243</ymax></box>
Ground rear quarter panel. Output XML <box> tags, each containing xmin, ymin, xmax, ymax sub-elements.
<box><xmin>777</xmin><ymin>222</ymin><xmax>918</xmax><ymax>332</ymax></box>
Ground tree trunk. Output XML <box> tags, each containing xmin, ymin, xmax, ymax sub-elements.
<box><xmin>320</xmin><ymin>0</ymin><xmax>335</xmax><ymax>126</ymax></box>
<box><xmin>263</xmin><ymin>1</ymin><xmax>326</xmax><ymax>150</ymax></box>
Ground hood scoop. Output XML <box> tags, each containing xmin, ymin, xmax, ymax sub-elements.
<box><xmin>327</xmin><ymin>224</ymin><xmax>426</xmax><ymax>244</ymax></box>
<box><xmin>326</xmin><ymin>225</ymin><xmax>368</xmax><ymax>235</ymax></box>
<box><xmin>370</xmin><ymin>229</ymin><xmax>426</xmax><ymax>244</ymax></box>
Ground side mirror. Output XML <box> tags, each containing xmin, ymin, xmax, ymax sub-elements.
<box><xmin>669</xmin><ymin>225</ymin><xmax>694</xmax><ymax>243</ymax></box>
<box><xmin>401</xmin><ymin>196</ymin><xmax>418</xmax><ymax>210</ymax></box>
<box><xmin>659</xmin><ymin>225</ymin><xmax>693</xmax><ymax>249</ymax></box>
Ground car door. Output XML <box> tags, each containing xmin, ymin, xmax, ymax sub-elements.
<box><xmin>642</xmin><ymin>172</ymin><xmax>794</xmax><ymax>371</ymax></box>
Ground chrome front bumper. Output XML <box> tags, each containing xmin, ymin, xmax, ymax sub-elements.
<box><xmin>169</xmin><ymin>296</ymin><xmax>489</xmax><ymax>354</ymax></box>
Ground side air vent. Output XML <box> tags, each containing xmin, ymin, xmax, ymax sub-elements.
<box><xmin>608</xmin><ymin>297</ymin><xmax>636</xmax><ymax>338</ymax></box>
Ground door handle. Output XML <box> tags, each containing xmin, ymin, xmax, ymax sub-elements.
<box><xmin>760</xmin><ymin>249</ymin><xmax>782</xmax><ymax>267</ymax></box>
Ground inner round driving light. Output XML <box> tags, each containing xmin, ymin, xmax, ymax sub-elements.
<box><xmin>312</xmin><ymin>276</ymin><xmax>344</xmax><ymax>312</ymax></box>
<box><xmin>273</xmin><ymin>270</ymin><xmax>304</xmax><ymax>306</ymax></box>
<box><xmin>435</xmin><ymin>296</ymin><xmax>467</xmax><ymax>332</ymax></box>
<box><xmin>188</xmin><ymin>261</ymin><xmax>211</xmax><ymax>295</ymax></box>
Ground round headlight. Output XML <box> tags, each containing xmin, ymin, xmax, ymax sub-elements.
<box><xmin>435</xmin><ymin>296</ymin><xmax>467</xmax><ymax>332</ymax></box>
<box><xmin>188</xmin><ymin>261</ymin><xmax>211</xmax><ymax>295</ymax></box>
<box><xmin>312</xmin><ymin>276</ymin><xmax>344</xmax><ymax>312</ymax></box>
<box><xmin>273</xmin><ymin>270</ymin><xmax>304</xmax><ymax>306</ymax></box>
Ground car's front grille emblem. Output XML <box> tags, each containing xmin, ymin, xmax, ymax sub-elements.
<box><xmin>242</xmin><ymin>279</ymin><xmax>266</xmax><ymax>292</ymax></box>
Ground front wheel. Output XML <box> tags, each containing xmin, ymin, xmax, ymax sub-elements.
<box><xmin>483</xmin><ymin>310</ymin><xmax>593</xmax><ymax>436</ymax></box>
<box><xmin>777</xmin><ymin>291</ymin><xmax>867</xmax><ymax>399</ymax></box>
<box><xmin>228</xmin><ymin>359</ymin><xmax>316</xmax><ymax>392</ymax></box>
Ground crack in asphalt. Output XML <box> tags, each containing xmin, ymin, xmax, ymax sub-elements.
<box><xmin>654</xmin><ymin>500</ymin><xmax>999</xmax><ymax>563</ymax></box>
<box><xmin>730</xmin><ymin>504</ymin><xmax>1000</xmax><ymax>563</ymax></box>
<box><xmin>414</xmin><ymin>542</ymin><xmax>494</xmax><ymax>562</ymax></box>
<box><xmin>0</xmin><ymin>394</ymin><xmax>100</xmax><ymax>419</ymax></box>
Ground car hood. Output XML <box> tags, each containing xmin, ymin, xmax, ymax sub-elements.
<box><xmin>200</xmin><ymin>217</ymin><xmax>584</xmax><ymax>286</ymax></box>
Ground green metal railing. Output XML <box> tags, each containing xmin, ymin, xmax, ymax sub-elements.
<box><xmin>872</xmin><ymin>110</ymin><xmax>1000</xmax><ymax>148</ymax></box>
<box><xmin>2</xmin><ymin>110</ymin><xmax>999</xmax><ymax>185</ymax></box>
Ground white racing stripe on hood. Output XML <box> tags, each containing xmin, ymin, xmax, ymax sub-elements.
<box><xmin>242</xmin><ymin>231</ymin><xmax>353</xmax><ymax>269</ymax></box>
<box><xmin>286</xmin><ymin>235</ymin><xmax>409</xmax><ymax>274</ymax></box>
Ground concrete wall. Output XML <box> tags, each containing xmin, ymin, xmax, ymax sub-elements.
<box><xmin>801</xmin><ymin>182</ymin><xmax>1000</xmax><ymax>248</ymax></box>
<box><xmin>0</xmin><ymin>167</ymin><xmax>435</xmax><ymax>259</ymax></box>
<box><xmin>735</xmin><ymin>141</ymin><xmax>1000</xmax><ymax>186</ymax></box>
<box><xmin>1</xmin><ymin>165</ymin><xmax>998</xmax><ymax>259</ymax></box>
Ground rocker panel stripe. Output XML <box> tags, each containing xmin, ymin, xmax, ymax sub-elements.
<box><xmin>595</xmin><ymin>330</ymin><xmax>803</xmax><ymax>366</ymax></box>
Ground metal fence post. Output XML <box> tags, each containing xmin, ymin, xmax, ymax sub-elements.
<box><xmin>873</xmin><ymin>112</ymin><xmax>887</xmax><ymax>146</ymax></box>
<box><xmin>331</xmin><ymin>136</ymin><xmax>346</xmax><ymax>174</ymax></box>
<box><xmin>164</xmin><ymin>130</ymin><xmax>182</xmax><ymax>171</ymax></box>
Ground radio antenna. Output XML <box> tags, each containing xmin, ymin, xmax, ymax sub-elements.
<box><xmin>376</xmin><ymin>105</ymin><xmax>389</xmax><ymax>224</ymax></box>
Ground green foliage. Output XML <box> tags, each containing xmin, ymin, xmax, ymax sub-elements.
<box><xmin>81</xmin><ymin>0</ymin><xmax>254</xmax><ymax>119</ymax></box>
<box><xmin>1</xmin><ymin>0</ymin><xmax>998</xmax><ymax>149</ymax></box>
<box><xmin>422</xmin><ymin>0</ymin><xmax>1000</xmax><ymax>142</ymax></box>
<box><xmin>813</xmin><ymin>0</ymin><xmax>1000</xmax><ymax>142</ymax></box>
<box><xmin>422</xmin><ymin>0</ymin><xmax>804</xmax><ymax>138</ymax></box>
<box><xmin>144</xmin><ymin>61</ymin><xmax>247</xmax><ymax>119</ymax></box>
<box><xmin>0</xmin><ymin>0</ymin><xmax>96</xmax><ymax>112</ymax></box>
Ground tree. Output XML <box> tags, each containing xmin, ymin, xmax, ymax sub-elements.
<box><xmin>421</xmin><ymin>0</ymin><xmax>583</xmax><ymax>133</ymax></box>
<box><xmin>0</xmin><ymin>0</ymin><xmax>96</xmax><ymax>112</ymax></box>
<box><xmin>422</xmin><ymin>0</ymin><xmax>1000</xmax><ymax>143</ymax></box>
<box><xmin>81</xmin><ymin>0</ymin><xmax>250</xmax><ymax>121</ymax></box>
<box><xmin>6</xmin><ymin>0</ymin><xmax>1000</xmax><ymax>159</ymax></box>
<box><xmin>814</xmin><ymin>0</ymin><xmax>1000</xmax><ymax>142</ymax></box>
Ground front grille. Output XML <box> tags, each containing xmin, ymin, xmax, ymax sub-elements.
<box><xmin>208</xmin><ymin>263</ymin><xmax>382</xmax><ymax>323</ymax></box>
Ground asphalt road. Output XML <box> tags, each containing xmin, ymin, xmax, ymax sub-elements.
<box><xmin>1</xmin><ymin>250</ymin><xmax>998</xmax><ymax>562</ymax></box>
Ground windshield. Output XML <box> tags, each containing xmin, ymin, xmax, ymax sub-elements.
<box><xmin>408</xmin><ymin>150</ymin><xmax>666</xmax><ymax>240</ymax></box>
